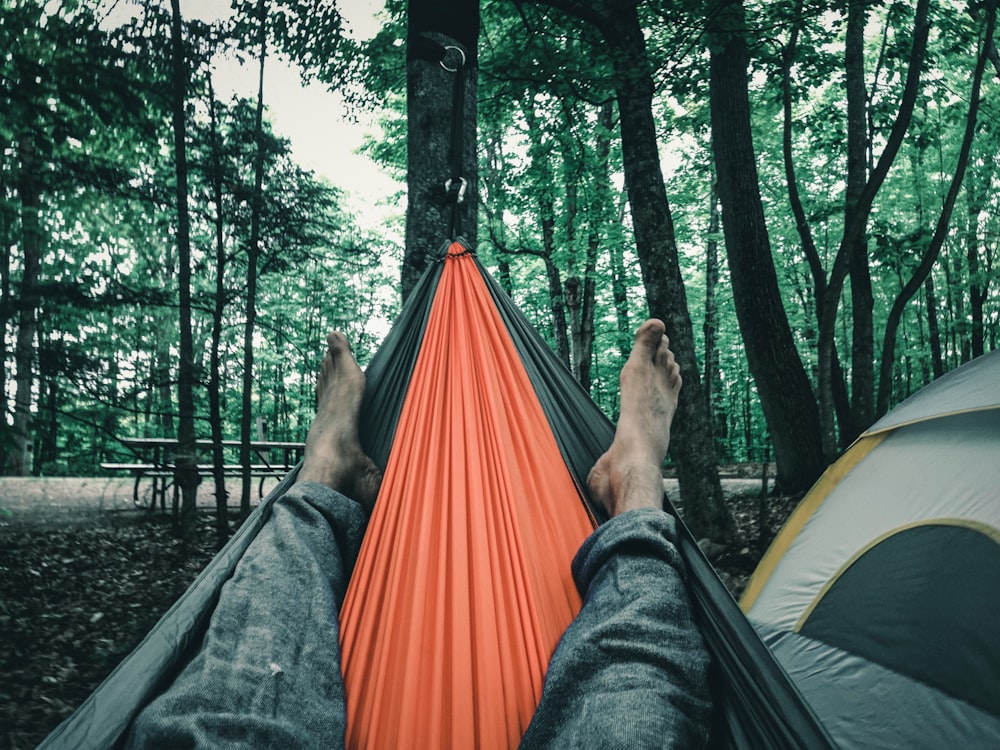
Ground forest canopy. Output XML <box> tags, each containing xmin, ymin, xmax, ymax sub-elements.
<box><xmin>2</xmin><ymin>0</ymin><xmax>996</xmax><ymax>519</ymax></box>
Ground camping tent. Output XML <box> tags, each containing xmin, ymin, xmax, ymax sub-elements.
<box><xmin>741</xmin><ymin>348</ymin><xmax>1000</xmax><ymax>748</ymax></box>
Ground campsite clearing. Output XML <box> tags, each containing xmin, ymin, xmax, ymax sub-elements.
<box><xmin>1</xmin><ymin>476</ymin><xmax>788</xmax><ymax>749</ymax></box>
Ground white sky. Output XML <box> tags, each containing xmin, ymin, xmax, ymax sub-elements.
<box><xmin>157</xmin><ymin>1</ymin><xmax>401</xmax><ymax>232</ymax></box>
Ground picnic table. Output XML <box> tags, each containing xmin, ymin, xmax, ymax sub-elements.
<box><xmin>101</xmin><ymin>438</ymin><xmax>304</xmax><ymax>511</ymax></box>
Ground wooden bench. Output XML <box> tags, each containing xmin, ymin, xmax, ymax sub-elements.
<box><xmin>101</xmin><ymin>439</ymin><xmax>304</xmax><ymax>511</ymax></box>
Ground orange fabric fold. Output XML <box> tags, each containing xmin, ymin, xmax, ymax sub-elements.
<box><xmin>339</xmin><ymin>242</ymin><xmax>596</xmax><ymax>749</ymax></box>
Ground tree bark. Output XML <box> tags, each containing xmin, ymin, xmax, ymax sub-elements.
<box><xmin>967</xmin><ymin>177</ymin><xmax>986</xmax><ymax>359</ymax></box>
<box><xmin>526</xmin><ymin>97</ymin><xmax>571</xmax><ymax>365</ymax></box>
<box><xmin>574</xmin><ymin>100</ymin><xmax>615</xmax><ymax>391</ymax></box>
<box><xmin>403</xmin><ymin>0</ymin><xmax>479</xmax><ymax>300</ymax></box>
<box><xmin>780</xmin><ymin>9</ymin><xmax>852</xmax><ymax>438</ymax></box>
<box><xmin>703</xmin><ymin>173</ymin><xmax>720</xmax><ymax>430</ymax></box>
<box><xmin>8</xmin><ymin>136</ymin><xmax>41</xmax><ymax>476</ymax></box>
<box><xmin>601</xmin><ymin>3</ymin><xmax>733</xmax><ymax>541</ymax></box>
<box><xmin>924</xmin><ymin>275</ymin><xmax>944</xmax><ymax>378</ymax></box>
<box><xmin>0</xmin><ymin>175</ymin><xmax>12</xmax><ymax>470</ymax></box>
<box><xmin>241</xmin><ymin>0</ymin><xmax>267</xmax><ymax>518</ymax></box>
<box><xmin>541</xmin><ymin>246</ymin><xmax>570</xmax><ymax>365</ymax></box>
<box><xmin>608</xmin><ymin>228</ymin><xmax>632</xmax><ymax>375</ymax></box>
<box><xmin>817</xmin><ymin>0</ymin><xmax>930</xmax><ymax>454</ymax></box>
<box><xmin>207</xmin><ymin>75</ymin><xmax>230</xmax><ymax>548</ymax></box>
<box><xmin>875</xmin><ymin>1</ymin><xmax>993</xmax><ymax>415</ymax></box>
<box><xmin>845</xmin><ymin>0</ymin><xmax>873</xmax><ymax>440</ymax></box>
<box><xmin>169</xmin><ymin>0</ymin><xmax>199</xmax><ymax>541</ymax></box>
<box><xmin>708</xmin><ymin>0</ymin><xmax>826</xmax><ymax>492</ymax></box>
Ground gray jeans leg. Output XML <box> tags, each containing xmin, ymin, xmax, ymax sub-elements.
<box><xmin>125</xmin><ymin>482</ymin><xmax>366</xmax><ymax>750</ymax></box>
<box><xmin>520</xmin><ymin>507</ymin><xmax>712</xmax><ymax>750</ymax></box>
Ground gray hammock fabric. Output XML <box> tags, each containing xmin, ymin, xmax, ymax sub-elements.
<box><xmin>40</xmin><ymin>244</ymin><xmax>835</xmax><ymax>749</ymax></box>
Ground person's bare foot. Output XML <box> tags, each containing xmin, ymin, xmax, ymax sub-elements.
<box><xmin>297</xmin><ymin>332</ymin><xmax>382</xmax><ymax>512</ymax></box>
<box><xmin>587</xmin><ymin>319</ymin><xmax>681</xmax><ymax>518</ymax></box>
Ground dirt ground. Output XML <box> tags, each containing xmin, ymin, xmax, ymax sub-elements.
<box><xmin>0</xmin><ymin>476</ymin><xmax>283</xmax><ymax>530</ymax></box>
<box><xmin>0</xmin><ymin>475</ymin><xmax>795</xmax><ymax>749</ymax></box>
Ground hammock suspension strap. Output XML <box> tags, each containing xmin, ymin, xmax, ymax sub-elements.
<box><xmin>408</xmin><ymin>35</ymin><xmax>468</xmax><ymax>240</ymax></box>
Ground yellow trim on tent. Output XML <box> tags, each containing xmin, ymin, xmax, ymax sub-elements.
<box><xmin>792</xmin><ymin>518</ymin><xmax>1000</xmax><ymax>632</ymax></box>
<box><xmin>739</xmin><ymin>432</ymin><xmax>890</xmax><ymax>613</ymax></box>
<box><xmin>864</xmin><ymin>403</ymin><xmax>1000</xmax><ymax>438</ymax></box>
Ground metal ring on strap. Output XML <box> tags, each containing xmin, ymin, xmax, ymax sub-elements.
<box><xmin>440</xmin><ymin>45</ymin><xmax>466</xmax><ymax>73</ymax></box>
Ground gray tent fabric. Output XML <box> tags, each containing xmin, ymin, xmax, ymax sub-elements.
<box><xmin>758</xmin><ymin>626</ymin><xmax>1000</xmax><ymax>750</ymax></box>
<box><xmin>868</xmin><ymin>348</ymin><xmax>1000</xmax><ymax>433</ymax></box>
<box><xmin>743</xmin><ymin>350</ymin><xmax>1000</xmax><ymax>748</ymax></box>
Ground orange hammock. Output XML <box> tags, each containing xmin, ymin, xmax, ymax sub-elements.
<box><xmin>41</xmin><ymin>238</ymin><xmax>836</xmax><ymax>750</ymax></box>
<box><xmin>339</xmin><ymin>242</ymin><xmax>596</xmax><ymax>748</ymax></box>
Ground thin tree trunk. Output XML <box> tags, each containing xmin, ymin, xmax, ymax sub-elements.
<box><xmin>41</xmin><ymin>369</ymin><xmax>58</xmax><ymax>471</ymax></box>
<box><xmin>525</xmin><ymin>99</ymin><xmax>570</xmax><ymax>365</ymax></box>
<box><xmin>708</xmin><ymin>0</ymin><xmax>826</xmax><ymax>493</ymax></box>
<box><xmin>602</xmin><ymin>4</ymin><xmax>733</xmax><ymax>541</ymax></box>
<box><xmin>9</xmin><ymin>136</ymin><xmax>41</xmax><ymax>476</ymax></box>
<box><xmin>607</xmin><ymin>227</ymin><xmax>632</xmax><ymax>374</ymax></box>
<box><xmin>155</xmin><ymin>342</ymin><xmax>175</xmax><ymax>437</ymax></box>
<box><xmin>169</xmin><ymin>0</ymin><xmax>199</xmax><ymax>541</ymax></box>
<box><xmin>541</xmin><ymin>218</ymin><xmax>570</xmax><ymax>366</ymax></box>
<box><xmin>845</xmin><ymin>0</ymin><xmax>874</xmax><ymax>440</ymax></box>
<box><xmin>818</xmin><ymin>0</ymin><xmax>930</xmax><ymax>455</ymax></box>
<box><xmin>780</xmin><ymin>9</ymin><xmax>852</xmax><ymax>437</ymax></box>
<box><xmin>951</xmin><ymin>252</ymin><xmax>969</xmax><ymax>365</ymax></box>
<box><xmin>703</xmin><ymin>172</ymin><xmax>720</xmax><ymax>428</ymax></box>
<box><xmin>967</xmin><ymin>178</ymin><xmax>986</xmax><ymax>358</ymax></box>
<box><xmin>241</xmin><ymin>0</ymin><xmax>267</xmax><ymax>518</ymax></box>
<box><xmin>0</xmin><ymin>178</ymin><xmax>11</xmax><ymax>468</ymax></box>
<box><xmin>36</xmin><ymin>327</ymin><xmax>58</xmax><ymax>472</ymax></box>
<box><xmin>876</xmin><ymin>2</ymin><xmax>993</xmax><ymax>415</ymax></box>
<box><xmin>208</xmin><ymin>75</ymin><xmax>230</xmax><ymax>547</ymax></box>
<box><xmin>924</xmin><ymin>275</ymin><xmax>944</xmax><ymax>378</ymax></box>
<box><xmin>575</xmin><ymin>100</ymin><xmax>615</xmax><ymax>391</ymax></box>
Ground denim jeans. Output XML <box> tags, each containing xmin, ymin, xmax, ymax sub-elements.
<box><xmin>126</xmin><ymin>482</ymin><xmax>710</xmax><ymax>748</ymax></box>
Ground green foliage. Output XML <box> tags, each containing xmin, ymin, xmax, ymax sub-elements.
<box><xmin>1</xmin><ymin>0</ymin><xmax>399</xmax><ymax>476</ymax></box>
<box><xmin>2</xmin><ymin>0</ymin><xmax>997</xmax><ymax>478</ymax></box>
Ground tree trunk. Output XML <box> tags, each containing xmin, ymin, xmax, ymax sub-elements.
<box><xmin>708</xmin><ymin>0</ymin><xmax>826</xmax><ymax>493</ymax></box>
<box><xmin>241</xmin><ymin>0</ymin><xmax>267</xmax><ymax>518</ymax></box>
<box><xmin>780</xmin><ymin>9</ymin><xmax>853</xmax><ymax>439</ymax></box>
<box><xmin>608</xmin><ymin>202</ymin><xmax>632</xmax><ymax>374</ymax></box>
<box><xmin>207</xmin><ymin>75</ymin><xmax>230</xmax><ymax>548</ymax></box>
<box><xmin>541</xmin><ymin>216</ymin><xmax>570</xmax><ymax>366</ymax></box>
<box><xmin>602</xmin><ymin>4</ymin><xmax>733</xmax><ymax>541</ymax></box>
<box><xmin>924</xmin><ymin>274</ymin><xmax>943</xmax><ymax>377</ymax></box>
<box><xmin>703</xmin><ymin>173</ymin><xmax>720</xmax><ymax>429</ymax></box>
<box><xmin>155</xmin><ymin>337</ymin><xmax>175</xmax><ymax>437</ymax></box>
<box><xmin>9</xmin><ymin>136</ymin><xmax>42</xmax><ymax>476</ymax></box>
<box><xmin>845</xmin><ymin>0</ymin><xmax>874</xmax><ymax>440</ymax></box>
<box><xmin>875</xmin><ymin>2</ymin><xmax>992</xmax><ymax>415</ymax></box>
<box><xmin>403</xmin><ymin>0</ymin><xmax>479</xmax><ymax>300</ymax></box>
<box><xmin>0</xmin><ymin>177</ymin><xmax>12</xmax><ymax>469</ymax></box>
<box><xmin>817</xmin><ymin>0</ymin><xmax>930</xmax><ymax>454</ymax></box>
<box><xmin>574</xmin><ymin>100</ymin><xmax>615</xmax><ymax>392</ymax></box>
<box><xmin>967</xmin><ymin>178</ymin><xmax>986</xmax><ymax>359</ymax></box>
<box><xmin>169</xmin><ymin>0</ymin><xmax>199</xmax><ymax>541</ymax></box>
<box><xmin>565</xmin><ymin>276</ymin><xmax>588</xmax><ymax>386</ymax></box>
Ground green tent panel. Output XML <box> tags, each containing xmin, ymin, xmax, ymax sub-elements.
<box><xmin>743</xmin><ymin>349</ymin><xmax>1000</xmax><ymax>748</ymax></box>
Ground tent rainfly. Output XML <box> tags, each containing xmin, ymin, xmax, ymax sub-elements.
<box><xmin>741</xmin><ymin>348</ymin><xmax>1000</xmax><ymax>748</ymax></box>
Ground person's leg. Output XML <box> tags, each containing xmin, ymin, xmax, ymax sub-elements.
<box><xmin>521</xmin><ymin>320</ymin><xmax>712</xmax><ymax>750</ymax></box>
<box><xmin>126</xmin><ymin>333</ymin><xmax>381</xmax><ymax>750</ymax></box>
